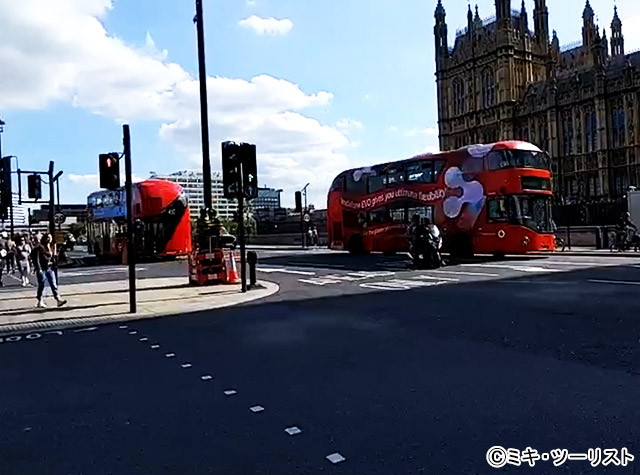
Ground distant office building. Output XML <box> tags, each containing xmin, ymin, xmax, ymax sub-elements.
<box><xmin>150</xmin><ymin>170</ymin><xmax>238</xmax><ymax>220</ymax></box>
<box><xmin>254</xmin><ymin>187</ymin><xmax>282</xmax><ymax>210</ymax></box>
<box><xmin>32</xmin><ymin>204</ymin><xmax>87</xmax><ymax>226</ymax></box>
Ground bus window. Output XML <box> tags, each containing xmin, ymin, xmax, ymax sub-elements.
<box><xmin>487</xmin><ymin>198</ymin><xmax>508</xmax><ymax>221</ymax></box>
<box><xmin>406</xmin><ymin>161</ymin><xmax>434</xmax><ymax>183</ymax></box>
<box><xmin>367</xmin><ymin>173</ymin><xmax>385</xmax><ymax>193</ymax></box>
<box><xmin>384</xmin><ymin>167</ymin><xmax>405</xmax><ymax>187</ymax></box>
<box><xmin>389</xmin><ymin>205</ymin><xmax>405</xmax><ymax>223</ymax></box>
<box><xmin>331</xmin><ymin>176</ymin><xmax>345</xmax><ymax>192</ymax></box>
<box><xmin>407</xmin><ymin>206</ymin><xmax>433</xmax><ymax>223</ymax></box>
<box><xmin>433</xmin><ymin>160</ymin><xmax>446</xmax><ymax>180</ymax></box>
<box><xmin>368</xmin><ymin>207</ymin><xmax>387</xmax><ymax>225</ymax></box>
<box><xmin>346</xmin><ymin>174</ymin><xmax>367</xmax><ymax>194</ymax></box>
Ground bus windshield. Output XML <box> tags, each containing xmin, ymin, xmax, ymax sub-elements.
<box><xmin>487</xmin><ymin>150</ymin><xmax>550</xmax><ymax>171</ymax></box>
<box><xmin>487</xmin><ymin>195</ymin><xmax>553</xmax><ymax>233</ymax></box>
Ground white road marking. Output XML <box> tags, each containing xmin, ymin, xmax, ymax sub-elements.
<box><xmin>285</xmin><ymin>426</ymin><xmax>302</xmax><ymax>436</ymax></box>
<box><xmin>59</xmin><ymin>268</ymin><xmax>147</xmax><ymax>277</ymax></box>
<box><xmin>257</xmin><ymin>267</ymin><xmax>316</xmax><ymax>276</ymax></box>
<box><xmin>139</xmin><ymin>337</ymin><xmax>148</xmax><ymax>342</ymax></box>
<box><xmin>543</xmin><ymin>260</ymin><xmax>604</xmax><ymax>266</ymax></box>
<box><xmin>119</xmin><ymin>325</ymin><xmax>128</xmax><ymax>329</ymax></box>
<box><xmin>73</xmin><ymin>327</ymin><xmax>98</xmax><ymax>333</ymax></box>
<box><xmin>128</xmin><ymin>331</ymin><xmax>138</xmax><ymax>335</ymax></box>
<box><xmin>249</xmin><ymin>405</ymin><xmax>265</xmax><ymax>413</ymax></box>
<box><xmin>224</xmin><ymin>390</ymin><xmax>237</xmax><ymax>396</ymax></box>
<box><xmin>414</xmin><ymin>275</ymin><xmax>459</xmax><ymax>282</ymax></box>
<box><xmin>165</xmin><ymin>353</ymin><xmax>176</xmax><ymax>358</ymax></box>
<box><xmin>298</xmin><ymin>278</ymin><xmax>343</xmax><ymax>286</ymax></box>
<box><xmin>432</xmin><ymin>270</ymin><xmax>500</xmax><ymax>277</ymax></box>
<box><xmin>360</xmin><ymin>279</ymin><xmax>445</xmax><ymax>291</ymax></box>
<box><xmin>201</xmin><ymin>375</ymin><xmax>213</xmax><ymax>381</ymax></box>
<box><xmin>326</xmin><ymin>453</ymin><xmax>346</xmax><ymax>464</ymax></box>
<box><xmin>181</xmin><ymin>363</ymin><xmax>192</xmax><ymax>368</ymax></box>
<box><xmin>589</xmin><ymin>279</ymin><xmax>640</xmax><ymax>286</ymax></box>
<box><xmin>461</xmin><ymin>263</ymin><xmax>561</xmax><ymax>273</ymax></box>
<box><xmin>151</xmin><ymin>345</ymin><xmax>160</xmax><ymax>349</ymax></box>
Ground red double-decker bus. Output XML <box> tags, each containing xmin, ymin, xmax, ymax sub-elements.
<box><xmin>87</xmin><ymin>179</ymin><xmax>192</xmax><ymax>260</ymax></box>
<box><xmin>327</xmin><ymin>141</ymin><xmax>555</xmax><ymax>256</ymax></box>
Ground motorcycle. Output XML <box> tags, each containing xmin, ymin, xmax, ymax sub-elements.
<box><xmin>411</xmin><ymin>224</ymin><xmax>443</xmax><ymax>269</ymax></box>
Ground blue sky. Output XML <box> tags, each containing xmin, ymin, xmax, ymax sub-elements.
<box><xmin>1</xmin><ymin>0</ymin><xmax>639</xmax><ymax>208</ymax></box>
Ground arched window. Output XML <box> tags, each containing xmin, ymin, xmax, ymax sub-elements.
<box><xmin>612</xmin><ymin>107</ymin><xmax>626</xmax><ymax>148</ymax></box>
<box><xmin>452</xmin><ymin>78</ymin><xmax>466</xmax><ymax>116</ymax></box>
<box><xmin>482</xmin><ymin>68</ymin><xmax>496</xmax><ymax>108</ymax></box>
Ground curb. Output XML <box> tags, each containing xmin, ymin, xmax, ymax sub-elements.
<box><xmin>0</xmin><ymin>280</ymin><xmax>279</xmax><ymax>336</ymax></box>
<box><xmin>531</xmin><ymin>251</ymin><xmax>640</xmax><ymax>258</ymax></box>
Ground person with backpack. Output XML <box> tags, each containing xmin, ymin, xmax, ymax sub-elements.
<box><xmin>32</xmin><ymin>233</ymin><xmax>67</xmax><ymax>308</ymax></box>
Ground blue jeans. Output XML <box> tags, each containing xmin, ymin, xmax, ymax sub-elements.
<box><xmin>37</xmin><ymin>269</ymin><xmax>59</xmax><ymax>300</ymax></box>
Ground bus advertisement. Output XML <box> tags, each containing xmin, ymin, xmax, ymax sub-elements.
<box><xmin>327</xmin><ymin>141</ymin><xmax>555</xmax><ymax>256</ymax></box>
<box><xmin>87</xmin><ymin>179</ymin><xmax>192</xmax><ymax>260</ymax></box>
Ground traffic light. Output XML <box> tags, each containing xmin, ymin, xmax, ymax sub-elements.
<box><xmin>99</xmin><ymin>153</ymin><xmax>120</xmax><ymax>190</ymax></box>
<box><xmin>222</xmin><ymin>141</ymin><xmax>241</xmax><ymax>199</ymax></box>
<box><xmin>0</xmin><ymin>156</ymin><xmax>11</xmax><ymax>220</ymax></box>
<box><xmin>240</xmin><ymin>143</ymin><xmax>257</xmax><ymax>199</ymax></box>
<box><xmin>295</xmin><ymin>191</ymin><xmax>302</xmax><ymax>212</ymax></box>
<box><xmin>28</xmin><ymin>174</ymin><xmax>42</xmax><ymax>200</ymax></box>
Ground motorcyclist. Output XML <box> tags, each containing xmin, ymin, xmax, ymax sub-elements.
<box><xmin>616</xmin><ymin>212</ymin><xmax>638</xmax><ymax>250</ymax></box>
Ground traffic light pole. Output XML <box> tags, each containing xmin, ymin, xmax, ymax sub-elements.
<box><xmin>124</xmin><ymin>125</ymin><xmax>137</xmax><ymax>313</ymax></box>
<box><xmin>195</xmin><ymin>0</ymin><xmax>212</xmax><ymax>210</ymax></box>
<box><xmin>48</xmin><ymin>161</ymin><xmax>55</xmax><ymax>236</ymax></box>
<box><xmin>237</xmin><ymin>163</ymin><xmax>247</xmax><ymax>293</ymax></box>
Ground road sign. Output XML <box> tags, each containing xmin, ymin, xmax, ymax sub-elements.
<box><xmin>304</xmin><ymin>213</ymin><xmax>310</xmax><ymax>222</ymax></box>
<box><xmin>54</xmin><ymin>212</ymin><xmax>66</xmax><ymax>225</ymax></box>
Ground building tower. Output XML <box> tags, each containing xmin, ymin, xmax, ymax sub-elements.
<box><xmin>582</xmin><ymin>0</ymin><xmax>597</xmax><ymax>48</ymax></box>
<box><xmin>533</xmin><ymin>0</ymin><xmax>549</xmax><ymax>44</ymax></box>
<box><xmin>434</xmin><ymin>0</ymin><xmax>448</xmax><ymax>66</ymax></box>
<box><xmin>611</xmin><ymin>5</ymin><xmax>624</xmax><ymax>57</ymax></box>
<box><xmin>495</xmin><ymin>0</ymin><xmax>512</xmax><ymax>22</ymax></box>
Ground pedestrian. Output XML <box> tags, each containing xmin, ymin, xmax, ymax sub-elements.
<box><xmin>6</xmin><ymin>235</ymin><xmax>16</xmax><ymax>273</ymax></box>
<box><xmin>15</xmin><ymin>235</ymin><xmax>32</xmax><ymax>287</ymax></box>
<box><xmin>32</xmin><ymin>233</ymin><xmax>67</xmax><ymax>308</ymax></box>
<box><xmin>0</xmin><ymin>233</ymin><xmax>6</xmax><ymax>288</ymax></box>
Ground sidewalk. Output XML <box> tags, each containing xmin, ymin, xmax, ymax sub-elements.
<box><xmin>0</xmin><ymin>278</ymin><xmax>278</xmax><ymax>335</ymax></box>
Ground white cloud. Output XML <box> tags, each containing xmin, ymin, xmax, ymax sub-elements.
<box><xmin>246</xmin><ymin>0</ymin><xmax>257</xmax><ymax>5</ymax></box>
<box><xmin>336</xmin><ymin>118</ymin><xmax>364</xmax><ymax>133</ymax></box>
<box><xmin>388</xmin><ymin>126</ymin><xmax>398</xmax><ymax>132</ymax></box>
<box><xmin>238</xmin><ymin>15</ymin><xmax>293</xmax><ymax>36</ymax></box>
<box><xmin>405</xmin><ymin>127</ymin><xmax>438</xmax><ymax>137</ymax></box>
<box><xmin>0</xmin><ymin>0</ymin><xmax>351</xmax><ymax>208</ymax></box>
<box><xmin>621</xmin><ymin>15</ymin><xmax>640</xmax><ymax>52</ymax></box>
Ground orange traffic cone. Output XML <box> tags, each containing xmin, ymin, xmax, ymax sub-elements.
<box><xmin>226</xmin><ymin>251</ymin><xmax>240</xmax><ymax>284</ymax></box>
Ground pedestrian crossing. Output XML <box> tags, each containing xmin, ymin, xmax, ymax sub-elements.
<box><xmin>256</xmin><ymin>256</ymin><xmax>640</xmax><ymax>293</ymax></box>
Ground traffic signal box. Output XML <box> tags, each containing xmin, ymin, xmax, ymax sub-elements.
<box><xmin>0</xmin><ymin>156</ymin><xmax>11</xmax><ymax>220</ymax></box>
<box><xmin>28</xmin><ymin>174</ymin><xmax>42</xmax><ymax>200</ymax></box>
<box><xmin>295</xmin><ymin>191</ymin><xmax>302</xmax><ymax>212</ymax></box>
<box><xmin>222</xmin><ymin>142</ymin><xmax>258</xmax><ymax>200</ymax></box>
<box><xmin>99</xmin><ymin>153</ymin><xmax>120</xmax><ymax>190</ymax></box>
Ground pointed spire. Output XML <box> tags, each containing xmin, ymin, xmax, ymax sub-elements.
<box><xmin>521</xmin><ymin>0</ymin><xmax>526</xmax><ymax>14</ymax></box>
<box><xmin>552</xmin><ymin>29</ymin><xmax>560</xmax><ymax>50</ymax></box>
<box><xmin>583</xmin><ymin>0</ymin><xmax>594</xmax><ymax>20</ymax></box>
<box><xmin>473</xmin><ymin>4</ymin><xmax>483</xmax><ymax>29</ymax></box>
<box><xmin>435</xmin><ymin>0</ymin><xmax>446</xmax><ymax>19</ymax></box>
<box><xmin>612</xmin><ymin>5</ymin><xmax>622</xmax><ymax>28</ymax></box>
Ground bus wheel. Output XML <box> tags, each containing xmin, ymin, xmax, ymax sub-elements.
<box><xmin>348</xmin><ymin>235</ymin><xmax>365</xmax><ymax>255</ymax></box>
<box><xmin>449</xmin><ymin>234</ymin><xmax>474</xmax><ymax>258</ymax></box>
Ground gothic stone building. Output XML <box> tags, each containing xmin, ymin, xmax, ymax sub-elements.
<box><xmin>434</xmin><ymin>0</ymin><xmax>640</xmax><ymax>204</ymax></box>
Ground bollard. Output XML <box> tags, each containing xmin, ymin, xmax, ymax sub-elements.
<box><xmin>247</xmin><ymin>251</ymin><xmax>258</xmax><ymax>288</ymax></box>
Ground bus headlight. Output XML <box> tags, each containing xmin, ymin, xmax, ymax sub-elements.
<box><xmin>521</xmin><ymin>236</ymin><xmax>530</xmax><ymax>247</ymax></box>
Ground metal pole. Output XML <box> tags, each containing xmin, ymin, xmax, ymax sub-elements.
<box><xmin>124</xmin><ymin>125</ymin><xmax>137</xmax><ymax>313</ymax></box>
<box><xmin>9</xmin><ymin>190</ymin><xmax>14</xmax><ymax>239</ymax></box>
<box><xmin>56</xmin><ymin>178</ymin><xmax>61</xmax><ymax>233</ymax></box>
<box><xmin>238</xmin><ymin>162</ymin><xmax>247</xmax><ymax>293</ymax></box>
<box><xmin>48</xmin><ymin>161</ymin><xmax>55</xmax><ymax>236</ymax></box>
<box><xmin>195</xmin><ymin>0</ymin><xmax>212</xmax><ymax>210</ymax></box>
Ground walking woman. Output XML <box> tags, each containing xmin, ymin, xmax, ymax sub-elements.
<box><xmin>15</xmin><ymin>235</ymin><xmax>32</xmax><ymax>287</ymax></box>
<box><xmin>32</xmin><ymin>234</ymin><xmax>67</xmax><ymax>308</ymax></box>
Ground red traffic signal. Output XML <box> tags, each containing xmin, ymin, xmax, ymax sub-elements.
<box><xmin>99</xmin><ymin>153</ymin><xmax>120</xmax><ymax>190</ymax></box>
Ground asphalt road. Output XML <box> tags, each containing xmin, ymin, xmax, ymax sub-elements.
<box><xmin>2</xmin><ymin>250</ymin><xmax>640</xmax><ymax>474</ymax></box>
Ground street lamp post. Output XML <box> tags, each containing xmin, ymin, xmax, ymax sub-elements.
<box><xmin>300</xmin><ymin>183</ymin><xmax>310</xmax><ymax>248</ymax></box>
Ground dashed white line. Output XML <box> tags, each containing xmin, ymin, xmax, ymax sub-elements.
<box><xmin>128</xmin><ymin>331</ymin><xmax>138</xmax><ymax>335</ymax></box>
<box><xmin>588</xmin><ymin>279</ymin><xmax>640</xmax><ymax>286</ymax></box>
<box><xmin>414</xmin><ymin>275</ymin><xmax>459</xmax><ymax>282</ymax></box>
<box><xmin>285</xmin><ymin>426</ymin><xmax>302</xmax><ymax>436</ymax></box>
<box><xmin>224</xmin><ymin>389</ymin><xmax>237</xmax><ymax>396</ymax></box>
<box><xmin>119</xmin><ymin>325</ymin><xmax>128</xmax><ymax>329</ymax></box>
<box><xmin>151</xmin><ymin>344</ymin><xmax>160</xmax><ymax>349</ymax></box>
<box><xmin>74</xmin><ymin>327</ymin><xmax>98</xmax><ymax>333</ymax></box>
<box><xmin>201</xmin><ymin>375</ymin><xmax>213</xmax><ymax>381</ymax></box>
<box><xmin>461</xmin><ymin>264</ymin><xmax>560</xmax><ymax>273</ymax></box>
<box><xmin>165</xmin><ymin>353</ymin><xmax>176</xmax><ymax>358</ymax></box>
<box><xmin>432</xmin><ymin>270</ymin><xmax>500</xmax><ymax>277</ymax></box>
<box><xmin>326</xmin><ymin>453</ymin><xmax>346</xmax><ymax>464</ymax></box>
<box><xmin>181</xmin><ymin>363</ymin><xmax>192</xmax><ymax>368</ymax></box>
<box><xmin>139</xmin><ymin>337</ymin><xmax>148</xmax><ymax>342</ymax></box>
<box><xmin>249</xmin><ymin>405</ymin><xmax>265</xmax><ymax>413</ymax></box>
<box><xmin>256</xmin><ymin>267</ymin><xmax>316</xmax><ymax>276</ymax></box>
